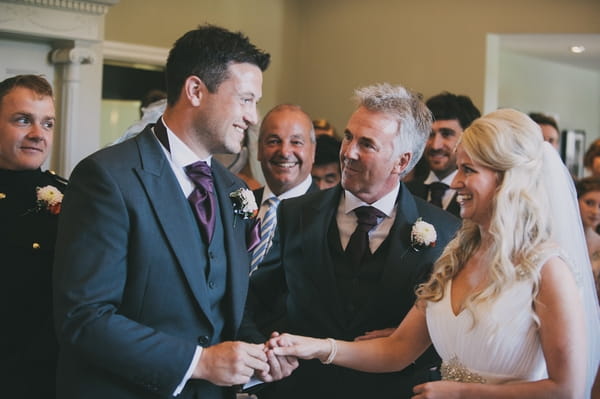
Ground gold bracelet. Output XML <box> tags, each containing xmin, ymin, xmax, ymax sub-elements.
<box><xmin>321</xmin><ymin>338</ymin><xmax>337</xmax><ymax>364</ymax></box>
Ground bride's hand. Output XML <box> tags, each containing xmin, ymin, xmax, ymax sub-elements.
<box><xmin>268</xmin><ymin>333</ymin><xmax>332</xmax><ymax>362</ymax></box>
<box><xmin>259</xmin><ymin>332</ymin><xmax>299</xmax><ymax>381</ymax></box>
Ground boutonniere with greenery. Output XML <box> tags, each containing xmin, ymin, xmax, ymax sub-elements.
<box><xmin>410</xmin><ymin>217</ymin><xmax>436</xmax><ymax>251</ymax></box>
<box><xmin>36</xmin><ymin>185</ymin><xmax>63</xmax><ymax>215</ymax></box>
<box><xmin>229</xmin><ymin>188</ymin><xmax>258</xmax><ymax>225</ymax></box>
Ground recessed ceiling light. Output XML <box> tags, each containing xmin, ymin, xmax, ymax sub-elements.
<box><xmin>570</xmin><ymin>45</ymin><xmax>586</xmax><ymax>54</ymax></box>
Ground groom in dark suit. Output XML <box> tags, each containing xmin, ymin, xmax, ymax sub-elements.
<box><xmin>53</xmin><ymin>25</ymin><xmax>290</xmax><ymax>399</ymax></box>
<box><xmin>246</xmin><ymin>84</ymin><xmax>461</xmax><ymax>399</ymax></box>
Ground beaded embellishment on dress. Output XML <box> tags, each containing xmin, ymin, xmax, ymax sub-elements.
<box><xmin>441</xmin><ymin>355</ymin><xmax>487</xmax><ymax>383</ymax></box>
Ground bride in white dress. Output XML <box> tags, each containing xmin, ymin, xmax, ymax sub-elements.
<box><xmin>270</xmin><ymin>109</ymin><xmax>600</xmax><ymax>398</ymax></box>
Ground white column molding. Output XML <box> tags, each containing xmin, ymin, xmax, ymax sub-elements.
<box><xmin>50</xmin><ymin>45</ymin><xmax>96</xmax><ymax>175</ymax></box>
<box><xmin>103</xmin><ymin>40</ymin><xmax>168</xmax><ymax>66</ymax></box>
<box><xmin>0</xmin><ymin>0</ymin><xmax>119</xmax><ymax>176</ymax></box>
<box><xmin>1</xmin><ymin>0</ymin><xmax>117</xmax><ymax>15</ymax></box>
<box><xmin>0</xmin><ymin>1</ymin><xmax>115</xmax><ymax>41</ymax></box>
<box><xmin>51</xmin><ymin>46</ymin><xmax>96</xmax><ymax>65</ymax></box>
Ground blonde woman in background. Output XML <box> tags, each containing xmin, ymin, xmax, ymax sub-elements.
<box><xmin>270</xmin><ymin>109</ymin><xmax>600</xmax><ymax>398</ymax></box>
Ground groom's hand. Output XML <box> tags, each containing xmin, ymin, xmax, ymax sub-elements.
<box><xmin>192</xmin><ymin>341</ymin><xmax>268</xmax><ymax>386</ymax></box>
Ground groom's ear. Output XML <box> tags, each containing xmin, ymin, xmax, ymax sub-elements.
<box><xmin>183</xmin><ymin>75</ymin><xmax>206</xmax><ymax>107</ymax></box>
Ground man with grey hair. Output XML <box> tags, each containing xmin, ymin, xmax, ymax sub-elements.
<box><xmin>245</xmin><ymin>83</ymin><xmax>460</xmax><ymax>398</ymax></box>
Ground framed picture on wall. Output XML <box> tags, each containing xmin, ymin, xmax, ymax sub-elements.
<box><xmin>561</xmin><ymin>129</ymin><xmax>586</xmax><ymax>178</ymax></box>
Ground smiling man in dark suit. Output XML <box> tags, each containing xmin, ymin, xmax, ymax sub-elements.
<box><xmin>250</xmin><ymin>104</ymin><xmax>318</xmax><ymax>271</ymax></box>
<box><xmin>406</xmin><ymin>92</ymin><xmax>480</xmax><ymax>217</ymax></box>
<box><xmin>52</xmin><ymin>25</ymin><xmax>293</xmax><ymax>399</ymax></box>
<box><xmin>247</xmin><ymin>83</ymin><xmax>461</xmax><ymax>399</ymax></box>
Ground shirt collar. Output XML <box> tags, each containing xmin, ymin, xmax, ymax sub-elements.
<box><xmin>343</xmin><ymin>182</ymin><xmax>400</xmax><ymax>218</ymax></box>
<box><xmin>423</xmin><ymin>169</ymin><xmax>457</xmax><ymax>186</ymax></box>
<box><xmin>161</xmin><ymin>117</ymin><xmax>212</xmax><ymax>168</ymax></box>
<box><xmin>262</xmin><ymin>174</ymin><xmax>313</xmax><ymax>204</ymax></box>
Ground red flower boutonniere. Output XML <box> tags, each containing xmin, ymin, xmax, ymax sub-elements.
<box><xmin>36</xmin><ymin>185</ymin><xmax>63</xmax><ymax>215</ymax></box>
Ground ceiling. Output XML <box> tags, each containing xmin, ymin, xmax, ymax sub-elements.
<box><xmin>500</xmin><ymin>34</ymin><xmax>600</xmax><ymax>72</ymax></box>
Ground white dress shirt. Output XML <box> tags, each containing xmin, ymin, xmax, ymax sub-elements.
<box><xmin>337</xmin><ymin>183</ymin><xmax>400</xmax><ymax>253</ymax></box>
<box><xmin>423</xmin><ymin>170</ymin><xmax>457</xmax><ymax>210</ymax></box>
<box><xmin>258</xmin><ymin>174</ymin><xmax>314</xmax><ymax>216</ymax></box>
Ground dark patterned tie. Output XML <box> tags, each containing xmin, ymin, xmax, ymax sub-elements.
<box><xmin>185</xmin><ymin>161</ymin><xmax>216</xmax><ymax>244</ymax></box>
<box><xmin>429</xmin><ymin>181</ymin><xmax>449</xmax><ymax>208</ymax></box>
<box><xmin>345</xmin><ymin>206</ymin><xmax>385</xmax><ymax>270</ymax></box>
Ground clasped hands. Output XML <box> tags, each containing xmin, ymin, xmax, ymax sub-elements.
<box><xmin>191</xmin><ymin>334</ymin><xmax>300</xmax><ymax>387</ymax></box>
<box><xmin>267</xmin><ymin>331</ymin><xmax>469</xmax><ymax>399</ymax></box>
<box><xmin>190</xmin><ymin>329</ymin><xmax>392</xmax><ymax>387</ymax></box>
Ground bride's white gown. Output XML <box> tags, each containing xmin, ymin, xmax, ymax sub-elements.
<box><xmin>425</xmin><ymin>254</ymin><xmax>555</xmax><ymax>384</ymax></box>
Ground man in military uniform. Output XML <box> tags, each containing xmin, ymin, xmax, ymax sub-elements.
<box><xmin>0</xmin><ymin>74</ymin><xmax>67</xmax><ymax>398</ymax></box>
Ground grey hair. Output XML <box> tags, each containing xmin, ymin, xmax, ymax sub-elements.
<box><xmin>353</xmin><ymin>83</ymin><xmax>432</xmax><ymax>178</ymax></box>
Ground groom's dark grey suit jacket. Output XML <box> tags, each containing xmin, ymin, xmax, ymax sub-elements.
<box><xmin>53</xmin><ymin>125</ymin><xmax>257</xmax><ymax>399</ymax></box>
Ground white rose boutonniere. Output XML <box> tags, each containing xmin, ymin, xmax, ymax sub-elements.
<box><xmin>229</xmin><ymin>188</ymin><xmax>258</xmax><ymax>222</ymax></box>
<box><xmin>411</xmin><ymin>217</ymin><xmax>436</xmax><ymax>251</ymax></box>
<box><xmin>36</xmin><ymin>185</ymin><xmax>64</xmax><ymax>215</ymax></box>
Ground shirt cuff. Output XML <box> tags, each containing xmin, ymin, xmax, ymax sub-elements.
<box><xmin>173</xmin><ymin>346</ymin><xmax>202</xmax><ymax>396</ymax></box>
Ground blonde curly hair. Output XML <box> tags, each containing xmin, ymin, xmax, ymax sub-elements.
<box><xmin>416</xmin><ymin>109</ymin><xmax>552</xmax><ymax>324</ymax></box>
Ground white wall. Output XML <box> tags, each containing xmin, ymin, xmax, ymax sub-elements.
<box><xmin>498</xmin><ymin>51</ymin><xmax>600</xmax><ymax>144</ymax></box>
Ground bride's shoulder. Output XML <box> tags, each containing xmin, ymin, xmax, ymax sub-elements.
<box><xmin>531</xmin><ymin>243</ymin><xmax>580</xmax><ymax>289</ymax></box>
<box><xmin>531</xmin><ymin>242</ymin><xmax>565</xmax><ymax>270</ymax></box>
<box><xmin>515</xmin><ymin>242</ymin><xmax>571</xmax><ymax>282</ymax></box>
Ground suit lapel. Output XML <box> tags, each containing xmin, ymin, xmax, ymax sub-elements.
<box><xmin>379</xmin><ymin>183</ymin><xmax>424</xmax><ymax>281</ymax></box>
<box><xmin>405</xmin><ymin>180</ymin><xmax>428</xmax><ymax>200</ymax></box>
<box><xmin>300</xmin><ymin>188</ymin><xmax>347</xmax><ymax>320</ymax></box>
<box><xmin>211</xmin><ymin>160</ymin><xmax>249</xmax><ymax>332</ymax></box>
<box><xmin>252</xmin><ymin>187</ymin><xmax>264</xmax><ymax>205</ymax></box>
<box><xmin>133</xmin><ymin>128</ymin><xmax>214</xmax><ymax>320</ymax></box>
<box><xmin>306</xmin><ymin>181</ymin><xmax>320</xmax><ymax>195</ymax></box>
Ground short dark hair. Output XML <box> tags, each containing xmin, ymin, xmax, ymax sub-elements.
<box><xmin>426</xmin><ymin>92</ymin><xmax>480</xmax><ymax>129</ymax></box>
<box><xmin>142</xmin><ymin>89</ymin><xmax>166</xmax><ymax>108</ymax></box>
<box><xmin>165</xmin><ymin>24</ymin><xmax>270</xmax><ymax>105</ymax></box>
<box><xmin>0</xmin><ymin>74</ymin><xmax>53</xmax><ymax>104</ymax></box>
<box><xmin>314</xmin><ymin>134</ymin><xmax>341</xmax><ymax>166</ymax></box>
<box><xmin>528</xmin><ymin>112</ymin><xmax>559</xmax><ymax>132</ymax></box>
<box><xmin>576</xmin><ymin>176</ymin><xmax>600</xmax><ymax>198</ymax></box>
<box><xmin>584</xmin><ymin>138</ymin><xmax>600</xmax><ymax>169</ymax></box>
